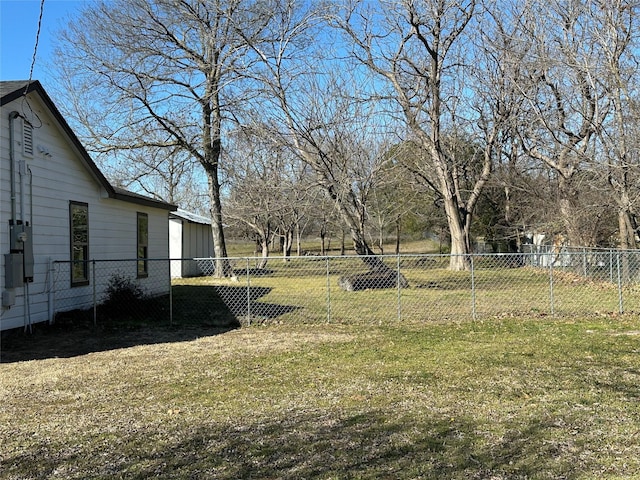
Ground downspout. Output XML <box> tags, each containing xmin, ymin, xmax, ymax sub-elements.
<box><xmin>8</xmin><ymin>111</ymin><xmax>28</xmax><ymax>330</ymax></box>
<box><xmin>48</xmin><ymin>258</ymin><xmax>54</xmax><ymax>324</ymax></box>
<box><xmin>18</xmin><ymin>121</ymin><xmax>29</xmax><ymax>332</ymax></box>
<box><xmin>25</xmin><ymin>167</ymin><xmax>34</xmax><ymax>332</ymax></box>
<box><xmin>19</xmin><ymin>147</ymin><xmax>27</xmax><ymax>227</ymax></box>
<box><xmin>9</xmin><ymin>111</ymin><xmax>33</xmax><ymax>332</ymax></box>
<box><xmin>9</xmin><ymin>111</ymin><xmax>19</xmax><ymax>222</ymax></box>
<box><xmin>29</xmin><ymin>166</ymin><xmax>33</xmax><ymax>223</ymax></box>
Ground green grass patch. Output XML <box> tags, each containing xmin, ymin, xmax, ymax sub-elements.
<box><xmin>175</xmin><ymin>262</ymin><xmax>637</xmax><ymax>326</ymax></box>
<box><xmin>1</xmin><ymin>316</ymin><xmax>640</xmax><ymax>479</ymax></box>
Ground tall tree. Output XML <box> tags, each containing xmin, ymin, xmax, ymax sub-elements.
<box><xmin>592</xmin><ymin>0</ymin><xmax>640</xmax><ymax>250</ymax></box>
<box><xmin>331</xmin><ymin>0</ymin><xmax>510</xmax><ymax>270</ymax></box>
<box><xmin>105</xmin><ymin>143</ymin><xmax>209</xmax><ymax>214</ymax></box>
<box><xmin>503</xmin><ymin>0</ymin><xmax>610</xmax><ymax>247</ymax></box>
<box><xmin>54</xmin><ymin>0</ymin><xmax>284</xmax><ymax>276</ymax></box>
<box><xmin>245</xmin><ymin>12</ymin><xmax>403</xmax><ymax>272</ymax></box>
<box><xmin>224</xmin><ymin>129</ymin><xmax>315</xmax><ymax>267</ymax></box>
<box><xmin>366</xmin><ymin>149</ymin><xmax>430</xmax><ymax>254</ymax></box>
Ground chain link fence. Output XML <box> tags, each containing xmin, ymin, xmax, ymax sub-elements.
<box><xmin>50</xmin><ymin>249</ymin><xmax>640</xmax><ymax>328</ymax></box>
<box><xmin>51</xmin><ymin>259</ymin><xmax>172</xmax><ymax>325</ymax></box>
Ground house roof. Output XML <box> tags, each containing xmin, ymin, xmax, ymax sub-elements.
<box><xmin>1</xmin><ymin>80</ymin><xmax>176</xmax><ymax>212</ymax></box>
<box><xmin>170</xmin><ymin>209</ymin><xmax>212</xmax><ymax>225</ymax></box>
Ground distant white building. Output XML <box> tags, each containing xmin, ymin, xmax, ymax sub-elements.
<box><xmin>1</xmin><ymin>80</ymin><xmax>176</xmax><ymax>331</ymax></box>
<box><xmin>169</xmin><ymin>209</ymin><xmax>214</xmax><ymax>277</ymax></box>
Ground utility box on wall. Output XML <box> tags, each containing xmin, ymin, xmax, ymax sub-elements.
<box><xmin>2</xmin><ymin>289</ymin><xmax>16</xmax><ymax>307</ymax></box>
<box><xmin>4</xmin><ymin>253</ymin><xmax>24</xmax><ymax>288</ymax></box>
<box><xmin>10</xmin><ymin>223</ymin><xmax>26</xmax><ymax>251</ymax></box>
<box><xmin>9</xmin><ymin>223</ymin><xmax>34</xmax><ymax>281</ymax></box>
<box><xmin>22</xmin><ymin>225</ymin><xmax>34</xmax><ymax>280</ymax></box>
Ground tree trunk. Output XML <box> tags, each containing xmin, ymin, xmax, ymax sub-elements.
<box><xmin>207</xmin><ymin>173</ymin><xmax>233</xmax><ymax>277</ymax></box>
<box><xmin>618</xmin><ymin>208</ymin><xmax>638</xmax><ymax>284</ymax></box>
<box><xmin>437</xmin><ymin>161</ymin><xmax>471</xmax><ymax>270</ymax></box>
<box><xmin>282</xmin><ymin>228</ymin><xmax>293</xmax><ymax>261</ymax></box>
<box><xmin>320</xmin><ymin>226</ymin><xmax>327</xmax><ymax>255</ymax></box>
<box><xmin>619</xmin><ymin>209</ymin><xmax>638</xmax><ymax>251</ymax></box>
<box><xmin>557</xmin><ymin>175</ymin><xmax>583</xmax><ymax>247</ymax></box>
<box><xmin>257</xmin><ymin>237</ymin><xmax>269</xmax><ymax>270</ymax></box>
<box><xmin>202</xmin><ymin>88</ymin><xmax>232</xmax><ymax>278</ymax></box>
<box><xmin>443</xmin><ymin>196</ymin><xmax>470</xmax><ymax>271</ymax></box>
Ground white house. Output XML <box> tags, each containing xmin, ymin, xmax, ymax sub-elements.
<box><xmin>170</xmin><ymin>209</ymin><xmax>214</xmax><ymax>277</ymax></box>
<box><xmin>1</xmin><ymin>80</ymin><xmax>176</xmax><ymax>332</ymax></box>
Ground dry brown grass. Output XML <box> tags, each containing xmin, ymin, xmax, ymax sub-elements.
<box><xmin>2</xmin><ymin>316</ymin><xmax>640</xmax><ymax>479</ymax></box>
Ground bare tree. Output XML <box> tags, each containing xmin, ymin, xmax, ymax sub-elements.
<box><xmin>105</xmin><ymin>142</ymin><xmax>209</xmax><ymax>214</ymax></box>
<box><xmin>366</xmin><ymin>157</ymin><xmax>420</xmax><ymax>254</ymax></box>
<box><xmin>224</xmin><ymin>143</ymin><xmax>280</xmax><ymax>268</ymax></box>
<box><xmin>224</xmin><ymin>130</ymin><xmax>315</xmax><ymax>267</ymax></box>
<box><xmin>592</xmin><ymin>0</ymin><xmax>640</xmax><ymax>250</ymax></box>
<box><xmin>501</xmin><ymin>0</ymin><xmax>611</xmax><ymax>247</ymax></box>
<box><xmin>330</xmin><ymin>0</ymin><xmax>513</xmax><ymax>270</ymax></box>
<box><xmin>245</xmin><ymin>13</ymin><xmax>404</xmax><ymax>272</ymax></box>
<box><xmin>54</xmin><ymin>0</ymin><xmax>286</xmax><ymax>276</ymax></box>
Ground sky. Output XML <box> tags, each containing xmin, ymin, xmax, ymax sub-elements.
<box><xmin>0</xmin><ymin>0</ymin><xmax>88</xmax><ymax>87</ymax></box>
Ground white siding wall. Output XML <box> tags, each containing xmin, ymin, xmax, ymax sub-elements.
<box><xmin>1</xmin><ymin>92</ymin><xmax>170</xmax><ymax>331</ymax></box>
<box><xmin>0</xmin><ymin>105</ymin><xmax>11</xmax><ymax>297</ymax></box>
<box><xmin>168</xmin><ymin>216</ymin><xmax>214</xmax><ymax>277</ymax></box>
<box><xmin>169</xmin><ymin>218</ymin><xmax>183</xmax><ymax>278</ymax></box>
<box><xmin>185</xmin><ymin>221</ymin><xmax>214</xmax><ymax>259</ymax></box>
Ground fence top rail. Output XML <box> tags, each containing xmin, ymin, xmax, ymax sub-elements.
<box><xmin>192</xmin><ymin>250</ymin><xmax>640</xmax><ymax>262</ymax></box>
<box><xmin>50</xmin><ymin>249</ymin><xmax>640</xmax><ymax>265</ymax></box>
<box><xmin>53</xmin><ymin>258</ymin><xmax>175</xmax><ymax>264</ymax></box>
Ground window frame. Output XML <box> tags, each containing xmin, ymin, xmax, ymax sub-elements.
<box><xmin>69</xmin><ymin>201</ymin><xmax>89</xmax><ymax>287</ymax></box>
<box><xmin>137</xmin><ymin>212</ymin><xmax>149</xmax><ymax>278</ymax></box>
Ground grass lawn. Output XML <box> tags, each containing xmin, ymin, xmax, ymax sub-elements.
<box><xmin>1</xmin><ymin>314</ymin><xmax>639</xmax><ymax>479</ymax></box>
<box><xmin>173</xmin><ymin>261</ymin><xmax>636</xmax><ymax>325</ymax></box>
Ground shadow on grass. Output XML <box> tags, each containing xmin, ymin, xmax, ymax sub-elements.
<box><xmin>0</xmin><ymin>284</ymin><xmax>300</xmax><ymax>363</ymax></box>
<box><xmin>0</xmin><ymin>317</ymin><xmax>237</xmax><ymax>364</ymax></box>
<box><xmin>4</xmin><ymin>408</ymin><xmax>593</xmax><ymax>479</ymax></box>
<box><xmin>212</xmin><ymin>285</ymin><xmax>300</xmax><ymax>320</ymax></box>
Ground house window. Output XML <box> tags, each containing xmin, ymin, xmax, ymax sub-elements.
<box><xmin>137</xmin><ymin>212</ymin><xmax>148</xmax><ymax>277</ymax></box>
<box><xmin>70</xmin><ymin>202</ymin><xmax>89</xmax><ymax>286</ymax></box>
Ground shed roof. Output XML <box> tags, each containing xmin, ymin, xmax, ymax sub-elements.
<box><xmin>170</xmin><ymin>209</ymin><xmax>212</xmax><ymax>225</ymax></box>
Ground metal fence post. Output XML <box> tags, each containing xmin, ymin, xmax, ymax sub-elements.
<box><xmin>48</xmin><ymin>258</ymin><xmax>54</xmax><ymax>324</ymax></box>
<box><xmin>616</xmin><ymin>251</ymin><xmax>624</xmax><ymax>314</ymax></box>
<box><xmin>326</xmin><ymin>256</ymin><xmax>331</xmax><ymax>323</ymax></box>
<box><xmin>397</xmin><ymin>253</ymin><xmax>401</xmax><ymax>322</ymax></box>
<box><xmin>246</xmin><ymin>258</ymin><xmax>251</xmax><ymax>326</ymax></box>
<box><xmin>92</xmin><ymin>259</ymin><xmax>97</xmax><ymax>326</ymax></box>
<box><xmin>470</xmin><ymin>254</ymin><xmax>476</xmax><ymax>320</ymax></box>
<box><xmin>549</xmin><ymin>256</ymin><xmax>555</xmax><ymax>317</ymax></box>
<box><xmin>609</xmin><ymin>249</ymin><xmax>614</xmax><ymax>283</ymax></box>
<box><xmin>169</xmin><ymin>262</ymin><xmax>173</xmax><ymax>326</ymax></box>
